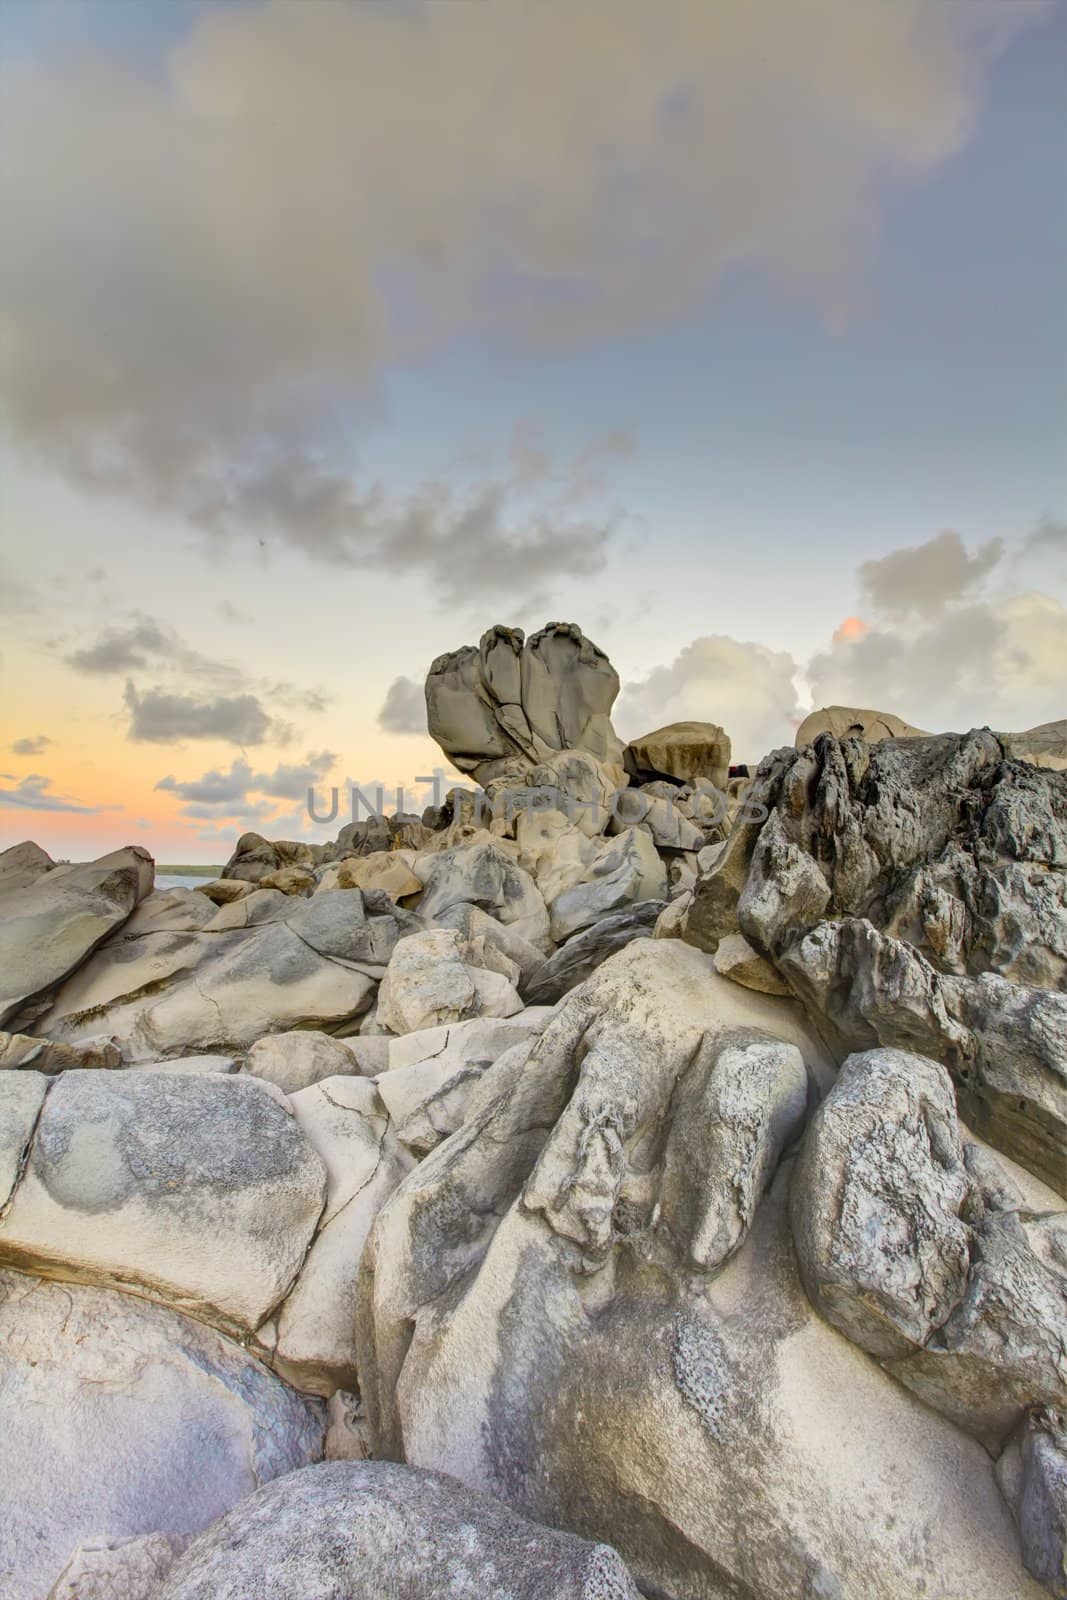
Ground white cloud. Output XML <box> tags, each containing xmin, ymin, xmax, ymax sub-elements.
<box><xmin>616</xmin><ymin>634</ymin><xmax>802</xmax><ymax>761</ymax></box>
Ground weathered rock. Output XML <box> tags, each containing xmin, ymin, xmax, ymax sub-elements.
<box><xmin>261</xmin><ymin>1076</ymin><xmax>412</xmax><ymax>1395</ymax></box>
<box><xmin>679</xmin><ymin>748</ymin><xmax>787</xmax><ymax>954</ymax></box>
<box><xmin>245</xmin><ymin>1029</ymin><xmax>360</xmax><ymax>1095</ymax></box>
<box><xmin>0</xmin><ymin>840</ymin><xmax>54</xmax><ymax>896</ymax></box>
<box><xmin>791</xmin><ymin>1049</ymin><xmax>972</xmax><ymax>1360</ymax></box>
<box><xmin>625</xmin><ymin>720</ymin><xmax>731</xmax><ymax>790</ymax></box>
<box><xmin>359</xmin><ymin>1065</ymin><xmax>1036</xmax><ymax>1600</ymax></box>
<box><xmin>1002</xmin><ymin>718</ymin><xmax>1067</xmax><ymax>772</ymax></box>
<box><xmin>47</xmin><ymin>1535</ymin><xmax>179</xmax><ymax>1600</ymax></box>
<box><xmin>887</xmin><ymin>1208</ymin><xmax>1067</xmax><ymax>1450</ymax></box>
<box><xmin>33</xmin><ymin>891</ymin><xmax>389</xmax><ymax>1061</ymax></box>
<box><xmin>201</xmin><ymin>886</ymin><xmax>289</xmax><ymax>930</ymax></box>
<box><xmin>194</xmin><ymin>877</ymin><xmax>255</xmax><ymax>905</ymax></box>
<box><xmin>426</xmin><ymin>622</ymin><xmax>625</xmax><ymax>788</ymax></box>
<box><xmin>0</xmin><ymin>1030</ymin><xmax>121</xmax><ymax>1073</ymax></box>
<box><xmin>523</xmin><ymin>901</ymin><xmax>666</xmax><ymax>1005</ymax></box>
<box><xmin>413</xmin><ymin>837</ymin><xmax>550</xmax><ymax>950</ymax></box>
<box><xmin>713</xmin><ymin>930</ymin><xmax>790</xmax><ymax>995</ymax></box>
<box><xmin>434</xmin><ymin>901</ymin><xmax>545</xmax><ymax>987</ymax></box>
<box><xmin>0</xmin><ymin>1071</ymin><xmax>327</xmax><ymax>1333</ymax></box>
<box><xmin>780</xmin><ymin>918</ymin><xmax>1067</xmax><ymax>1195</ymax></box>
<box><xmin>547</xmin><ymin>827</ymin><xmax>667</xmax><ymax>943</ymax></box>
<box><xmin>222</xmin><ymin>834</ymin><xmax>314</xmax><ymax>884</ymax></box>
<box><xmin>997</xmin><ymin>1411</ymin><xmax>1067</xmax><ymax>1598</ymax></box>
<box><xmin>377</xmin><ymin>928</ymin><xmax>522</xmax><ymax>1036</ymax></box>
<box><xmin>0</xmin><ymin>1269</ymin><xmax>323</xmax><ymax>1600</ymax></box>
<box><xmin>124</xmin><ymin>888</ymin><xmax>218</xmax><ymax>934</ymax></box>
<box><xmin>795</xmin><ymin>705</ymin><xmax>929</xmax><ymax>746</ymax></box>
<box><xmin>257</xmin><ymin>864</ymin><xmax>316</xmax><ymax>896</ymax></box>
<box><xmin>376</xmin><ymin>1011</ymin><xmax>554</xmax><ymax>1156</ymax></box>
<box><xmin>0</xmin><ymin>847</ymin><xmax>154</xmax><ymax>1027</ymax></box>
<box><xmin>320</xmin><ymin>851</ymin><xmax>424</xmax><ymax>902</ymax></box>
<box><xmin>155</xmin><ymin>1461</ymin><xmax>640</xmax><ymax>1600</ymax></box>
<box><xmin>0</xmin><ymin>1071</ymin><xmax>48</xmax><ymax>1209</ymax></box>
<box><xmin>131</xmin><ymin>1055</ymin><xmax>237</xmax><ymax>1077</ymax></box>
<box><xmin>358</xmin><ymin>939</ymin><xmax>834</xmax><ymax>1462</ymax></box>
<box><xmin>608</xmin><ymin>788</ymin><xmax>705</xmax><ymax>851</ymax></box>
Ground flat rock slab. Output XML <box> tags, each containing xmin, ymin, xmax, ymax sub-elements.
<box><xmin>0</xmin><ymin>1071</ymin><xmax>326</xmax><ymax>1332</ymax></box>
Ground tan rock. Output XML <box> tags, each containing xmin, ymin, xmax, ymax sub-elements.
<box><xmin>625</xmin><ymin>720</ymin><xmax>731</xmax><ymax>789</ymax></box>
<box><xmin>713</xmin><ymin>931</ymin><xmax>790</xmax><ymax>995</ymax></box>
<box><xmin>332</xmin><ymin>852</ymin><xmax>423</xmax><ymax>902</ymax></box>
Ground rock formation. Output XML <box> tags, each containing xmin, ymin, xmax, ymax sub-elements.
<box><xmin>0</xmin><ymin>623</ymin><xmax>1062</xmax><ymax>1600</ymax></box>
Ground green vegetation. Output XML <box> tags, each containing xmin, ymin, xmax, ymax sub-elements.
<box><xmin>156</xmin><ymin>865</ymin><xmax>222</xmax><ymax>877</ymax></box>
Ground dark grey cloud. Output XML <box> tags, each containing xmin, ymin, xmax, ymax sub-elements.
<box><xmin>857</xmin><ymin>530</ymin><xmax>1004</xmax><ymax>619</ymax></box>
<box><xmin>377</xmin><ymin>676</ymin><xmax>426</xmax><ymax>735</ymax></box>
<box><xmin>11</xmin><ymin>735</ymin><xmax>52</xmax><ymax>756</ymax></box>
<box><xmin>124</xmin><ymin>682</ymin><xmax>274</xmax><ymax>745</ymax></box>
<box><xmin>3</xmin><ymin>2</ymin><xmax>1036</xmax><ymax>591</ymax></box>
<box><xmin>155</xmin><ymin>751</ymin><xmax>336</xmax><ymax>817</ymax></box>
<box><xmin>0</xmin><ymin>774</ymin><xmax>109</xmax><ymax>814</ymax></box>
<box><xmin>64</xmin><ymin>615</ymin><xmax>243</xmax><ymax>685</ymax></box>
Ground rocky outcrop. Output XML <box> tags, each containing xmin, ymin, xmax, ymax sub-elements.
<box><xmin>376</xmin><ymin>928</ymin><xmax>523</xmax><ymax>1036</ymax></box>
<box><xmin>356</xmin><ymin>943</ymin><xmax>1037</xmax><ymax>1600</ymax></box>
<box><xmin>0</xmin><ymin>845</ymin><xmax>153</xmax><ymax>1027</ymax></box>
<box><xmin>426</xmin><ymin>622</ymin><xmax>625</xmax><ymax>788</ymax></box>
<box><xmin>523</xmin><ymin>900</ymin><xmax>665</xmax><ymax>1004</ymax></box>
<box><xmin>31</xmin><ymin>889</ymin><xmax>393</xmax><ymax>1060</ymax></box>
<box><xmin>0</xmin><ymin>1269</ymin><xmax>323</xmax><ymax>1600</ymax></box>
<box><xmin>155</xmin><ymin>1461</ymin><xmax>641</xmax><ymax>1599</ymax></box>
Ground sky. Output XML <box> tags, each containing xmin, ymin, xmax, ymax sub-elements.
<box><xmin>1</xmin><ymin>0</ymin><xmax>1064</xmax><ymax>862</ymax></box>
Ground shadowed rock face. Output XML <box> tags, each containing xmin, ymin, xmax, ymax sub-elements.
<box><xmin>0</xmin><ymin>1270</ymin><xmax>324</xmax><ymax>1600</ymax></box>
<box><xmin>681</xmin><ymin>728</ymin><xmax>1067</xmax><ymax>1193</ymax></box>
<box><xmin>426</xmin><ymin>622</ymin><xmax>625</xmax><ymax>788</ymax></box>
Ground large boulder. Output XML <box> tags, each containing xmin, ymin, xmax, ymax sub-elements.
<box><xmin>30</xmin><ymin>890</ymin><xmax>390</xmax><ymax>1061</ymax></box>
<box><xmin>624</xmin><ymin>720</ymin><xmax>731</xmax><ymax>789</ymax></box>
<box><xmin>0</xmin><ymin>1071</ymin><xmax>327</xmax><ymax>1335</ymax></box>
<box><xmin>997</xmin><ymin>1412</ymin><xmax>1067</xmax><ymax>1598</ymax></box>
<box><xmin>795</xmin><ymin>705</ymin><xmax>928</xmax><ymax>746</ymax></box>
<box><xmin>356</xmin><ymin>943</ymin><xmax>1037</xmax><ymax>1600</ymax></box>
<box><xmin>0</xmin><ymin>846</ymin><xmax>153</xmax><ymax>1027</ymax></box>
<box><xmin>244</xmin><ymin>1029</ymin><xmax>361</xmax><ymax>1095</ymax></box>
<box><xmin>0</xmin><ymin>1270</ymin><xmax>323</xmax><ymax>1600</ymax></box>
<box><xmin>376</xmin><ymin>928</ymin><xmax>523</xmax><ymax>1036</ymax></box>
<box><xmin>155</xmin><ymin>1460</ymin><xmax>640</xmax><ymax>1600</ymax></box>
<box><xmin>426</xmin><ymin>622</ymin><xmax>625</xmax><ymax>788</ymax></box>
<box><xmin>793</xmin><ymin>1048</ymin><xmax>1067</xmax><ymax>1452</ymax></box>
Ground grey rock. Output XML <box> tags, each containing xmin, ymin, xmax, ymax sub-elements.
<box><xmin>0</xmin><ymin>847</ymin><xmax>153</xmax><ymax>1027</ymax></box>
<box><xmin>31</xmin><ymin>891</ymin><xmax>387</xmax><ymax>1061</ymax></box>
<box><xmin>0</xmin><ymin>1071</ymin><xmax>326</xmax><ymax>1334</ymax></box>
<box><xmin>414</xmin><ymin>838</ymin><xmax>550</xmax><ymax>950</ymax></box>
<box><xmin>523</xmin><ymin>901</ymin><xmax>666</xmax><ymax>1004</ymax></box>
<box><xmin>780</xmin><ymin>917</ymin><xmax>1067</xmax><ymax>1195</ymax></box>
<box><xmin>245</xmin><ymin>1029</ymin><xmax>360</xmax><ymax>1095</ymax></box>
<box><xmin>624</xmin><ymin>719</ymin><xmax>731</xmax><ymax>789</ymax></box>
<box><xmin>47</xmin><ymin>1535</ymin><xmax>179</xmax><ymax>1600</ymax></box>
<box><xmin>997</xmin><ymin>1411</ymin><xmax>1067</xmax><ymax>1598</ymax></box>
<box><xmin>156</xmin><ymin>1460</ymin><xmax>640</xmax><ymax>1600</ymax></box>
<box><xmin>377</xmin><ymin>928</ymin><xmax>522</xmax><ymax>1037</ymax></box>
<box><xmin>426</xmin><ymin>622</ymin><xmax>625</xmax><ymax>789</ymax></box>
<box><xmin>547</xmin><ymin>828</ymin><xmax>667</xmax><ymax>943</ymax></box>
<box><xmin>791</xmin><ymin>1049</ymin><xmax>972</xmax><ymax>1360</ymax></box>
<box><xmin>0</xmin><ymin>1071</ymin><xmax>48</xmax><ymax>1210</ymax></box>
<box><xmin>0</xmin><ymin>1269</ymin><xmax>323</xmax><ymax>1600</ymax></box>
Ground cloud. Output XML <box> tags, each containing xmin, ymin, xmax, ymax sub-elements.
<box><xmin>616</xmin><ymin>634</ymin><xmax>802</xmax><ymax>760</ymax></box>
<box><xmin>65</xmin><ymin>614</ymin><xmax>245</xmax><ymax>685</ymax></box>
<box><xmin>808</xmin><ymin>527</ymin><xmax>1067</xmax><ymax>734</ymax></box>
<box><xmin>378</xmin><ymin>676</ymin><xmax>426</xmax><ymax>735</ymax></box>
<box><xmin>11</xmin><ymin>735</ymin><xmax>52</xmax><ymax>756</ymax></box>
<box><xmin>857</xmin><ymin>529</ymin><xmax>1004</xmax><ymax>618</ymax></box>
<box><xmin>0</xmin><ymin>0</ymin><xmax>1044</xmax><ymax>579</ymax></box>
<box><xmin>0</xmin><ymin>774</ymin><xmax>109</xmax><ymax>814</ymax></box>
<box><xmin>124</xmin><ymin>681</ymin><xmax>275</xmax><ymax>744</ymax></box>
<box><xmin>155</xmin><ymin>750</ymin><xmax>337</xmax><ymax>821</ymax></box>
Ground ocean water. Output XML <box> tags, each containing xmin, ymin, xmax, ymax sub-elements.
<box><xmin>156</xmin><ymin>873</ymin><xmax>216</xmax><ymax>892</ymax></box>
